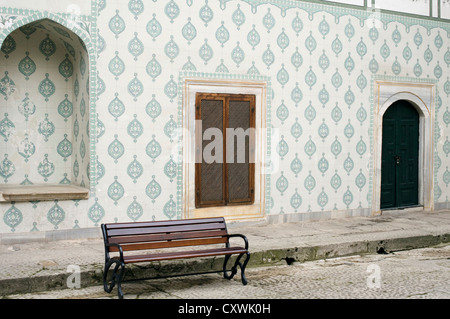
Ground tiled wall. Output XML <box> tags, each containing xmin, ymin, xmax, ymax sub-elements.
<box><xmin>0</xmin><ymin>0</ymin><xmax>449</xmax><ymax>237</ymax></box>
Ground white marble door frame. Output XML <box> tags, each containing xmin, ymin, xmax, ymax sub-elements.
<box><xmin>372</xmin><ymin>80</ymin><xmax>435</xmax><ymax>214</ymax></box>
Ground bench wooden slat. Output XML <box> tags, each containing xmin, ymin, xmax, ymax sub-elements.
<box><xmin>105</xmin><ymin>217</ymin><xmax>225</xmax><ymax>230</ymax></box>
<box><xmin>108</xmin><ymin>236</ymin><xmax>229</xmax><ymax>252</ymax></box>
<box><xmin>106</xmin><ymin>222</ymin><xmax>226</xmax><ymax>237</ymax></box>
<box><xmin>118</xmin><ymin>247</ymin><xmax>248</xmax><ymax>263</ymax></box>
<box><xmin>108</xmin><ymin>229</ymin><xmax>228</xmax><ymax>245</ymax></box>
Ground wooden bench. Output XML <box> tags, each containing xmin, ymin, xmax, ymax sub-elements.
<box><xmin>101</xmin><ymin>217</ymin><xmax>250</xmax><ymax>299</ymax></box>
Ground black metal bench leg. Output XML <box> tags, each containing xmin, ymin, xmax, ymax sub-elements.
<box><xmin>223</xmin><ymin>253</ymin><xmax>251</xmax><ymax>285</ymax></box>
<box><xmin>103</xmin><ymin>259</ymin><xmax>125</xmax><ymax>299</ymax></box>
<box><xmin>223</xmin><ymin>255</ymin><xmax>237</xmax><ymax>280</ymax></box>
<box><xmin>103</xmin><ymin>260</ymin><xmax>114</xmax><ymax>292</ymax></box>
<box><xmin>240</xmin><ymin>252</ymin><xmax>250</xmax><ymax>285</ymax></box>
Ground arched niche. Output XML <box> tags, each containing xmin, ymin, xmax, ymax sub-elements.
<box><xmin>0</xmin><ymin>17</ymin><xmax>91</xmax><ymax>202</ymax></box>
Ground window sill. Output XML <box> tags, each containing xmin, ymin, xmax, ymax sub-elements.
<box><xmin>0</xmin><ymin>184</ymin><xmax>89</xmax><ymax>202</ymax></box>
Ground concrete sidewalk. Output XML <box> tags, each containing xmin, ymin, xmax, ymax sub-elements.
<box><xmin>1</xmin><ymin>209</ymin><xmax>450</xmax><ymax>297</ymax></box>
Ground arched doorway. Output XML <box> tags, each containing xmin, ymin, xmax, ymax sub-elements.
<box><xmin>380</xmin><ymin>100</ymin><xmax>419</xmax><ymax>209</ymax></box>
<box><xmin>372</xmin><ymin>81</ymin><xmax>435</xmax><ymax>215</ymax></box>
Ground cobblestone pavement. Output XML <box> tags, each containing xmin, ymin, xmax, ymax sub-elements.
<box><xmin>4</xmin><ymin>243</ymin><xmax>449</xmax><ymax>300</ymax></box>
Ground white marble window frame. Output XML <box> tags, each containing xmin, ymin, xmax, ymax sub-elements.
<box><xmin>181</xmin><ymin>77</ymin><xmax>269</xmax><ymax>221</ymax></box>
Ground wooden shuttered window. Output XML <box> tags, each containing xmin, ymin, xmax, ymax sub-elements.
<box><xmin>195</xmin><ymin>93</ymin><xmax>256</xmax><ymax>208</ymax></box>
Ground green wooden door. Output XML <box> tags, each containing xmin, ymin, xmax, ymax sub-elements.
<box><xmin>380</xmin><ymin>100</ymin><xmax>419</xmax><ymax>209</ymax></box>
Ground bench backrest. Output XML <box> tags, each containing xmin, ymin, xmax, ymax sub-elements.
<box><xmin>102</xmin><ymin>217</ymin><xmax>229</xmax><ymax>252</ymax></box>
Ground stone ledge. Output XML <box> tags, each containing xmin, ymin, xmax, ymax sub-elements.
<box><xmin>0</xmin><ymin>184</ymin><xmax>89</xmax><ymax>202</ymax></box>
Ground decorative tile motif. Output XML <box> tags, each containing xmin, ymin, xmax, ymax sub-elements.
<box><xmin>3</xmin><ymin>203</ymin><xmax>22</xmax><ymax>232</ymax></box>
<box><xmin>18</xmin><ymin>52</ymin><xmax>36</xmax><ymax>80</ymax></box>
<box><xmin>0</xmin><ymin>113</ymin><xmax>14</xmax><ymax>141</ymax></box>
<box><xmin>146</xmin><ymin>175</ymin><xmax>161</xmax><ymax>203</ymax></box>
<box><xmin>109</xmin><ymin>10</ymin><xmax>125</xmax><ymax>39</ymax></box>
<box><xmin>88</xmin><ymin>198</ymin><xmax>105</xmax><ymax>226</ymax></box>
<box><xmin>108</xmin><ymin>176</ymin><xmax>124</xmax><ymax>205</ymax></box>
<box><xmin>59</xmin><ymin>54</ymin><xmax>74</xmax><ymax>81</ymax></box>
<box><xmin>127</xmin><ymin>196</ymin><xmax>143</xmax><ymax>221</ymax></box>
<box><xmin>0</xmin><ymin>34</ymin><xmax>15</xmax><ymax>57</ymax></box>
<box><xmin>48</xmin><ymin>201</ymin><xmax>65</xmax><ymax>230</ymax></box>
<box><xmin>39</xmin><ymin>34</ymin><xmax>56</xmax><ymax>61</ymax></box>
<box><xmin>58</xmin><ymin>94</ymin><xmax>74</xmax><ymax>121</ymax></box>
<box><xmin>17</xmin><ymin>134</ymin><xmax>35</xmax><ymax>162</ymax></box>
<box><xmin>127</xmin><ymin>155</ymin><xmax>143</xmax><ymax>183</ymax></box>
<box><xmin>38</xmin><ymin>113</ymin><xmax>55</xmax><ymax>142</ymax></box>
<box><xmin>0</xmin><ymin>154</ymin><xmax>15</xmax><ymax>182</ymax></box>
<box><xmin>0</xmin><ymin>71</ymin><xmax>15</xmax><ymax>99</ymax></box>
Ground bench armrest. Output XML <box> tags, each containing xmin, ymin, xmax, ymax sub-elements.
<box><xmin>226</xmin><ymin>234</ymin><xmax>249</xmax><ymax>250</ymax></box>
<box><xmin>105</xmin><ymin>242</ymin><xmax>124</xmax><ymax>261</ymax></box>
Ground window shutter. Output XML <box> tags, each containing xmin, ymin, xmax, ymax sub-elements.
<box><xmin>226</xmin><ymin>96</ymin><xmax>255</xmax><ymax>205</ymax></box>
<box><xmin>195</xmin><ymin>93</ymin><xmax>255</xmax><ymax>208</ymax></box>
<box><xmin>195</xmin><ymin>94</ymin><xmax>226</xmax><ymax>207</ymax></box>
